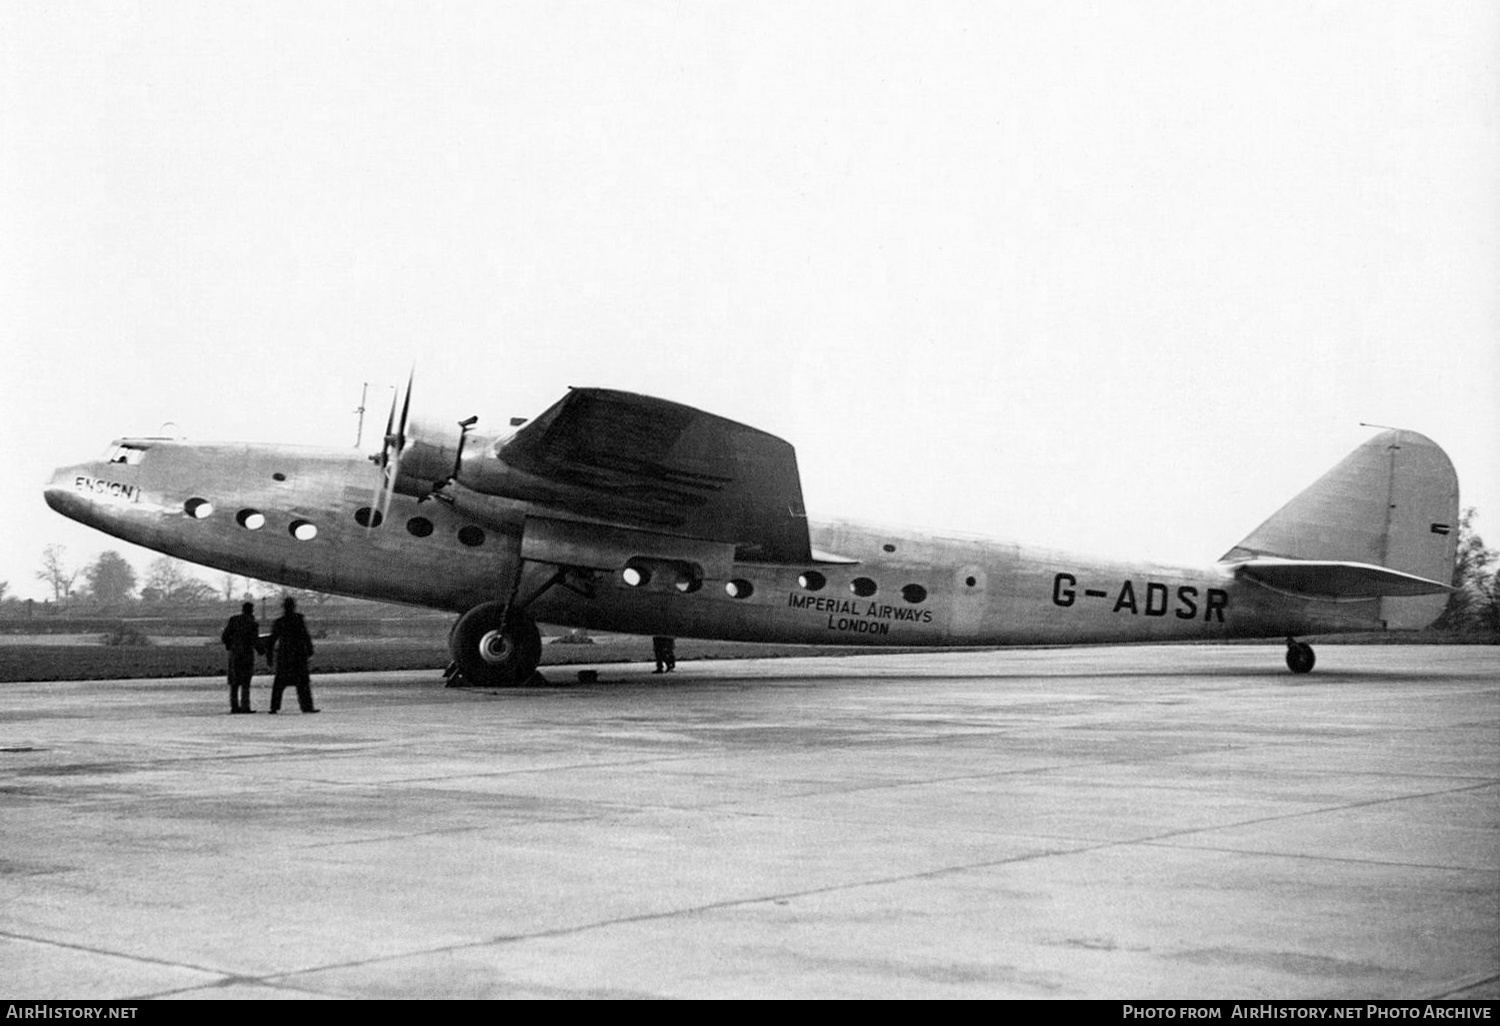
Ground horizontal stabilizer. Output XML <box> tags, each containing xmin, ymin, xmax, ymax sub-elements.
<box><xmin>1231</xmin><ymin>558</ymin><xmax>1453</xmax><ymax>598</ymax></box>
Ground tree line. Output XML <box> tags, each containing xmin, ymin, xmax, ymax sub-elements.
<box><xmin>1432</xmin><ymin>508</ymin><xmax>1500</xmax><ymax>636</ymax></box>
<box><xmin>14</xmin><ymin>544</ymin><xmax>332</xmax><ymax>612</ymax></box>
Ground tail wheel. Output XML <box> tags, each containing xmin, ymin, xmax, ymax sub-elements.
<box><xmin>1285</xmin><ymin>640</ymin><xmax>1316</xmax><ymax>675</ymax></box>
<box><xmin>451</xmin><ymin>601</ymin><xmax>542</xmax><ymax>687</ymax></box>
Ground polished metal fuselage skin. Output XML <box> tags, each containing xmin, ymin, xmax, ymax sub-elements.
<box><xmin>45</xmin><ymin>438</ymin><xmax>1384</xmax><ymax>646</ymax></box>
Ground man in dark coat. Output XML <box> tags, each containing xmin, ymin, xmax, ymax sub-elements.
<box><xmin>220</xmin><ymin>601</ymin><xmax>261</xmax><ymax>713</ymax></box>
<box><xmin>267</xmin><ymin>597</ymin><xmax>319</xmax><ymax>714</ymax></box>
<box><xmin>652</xmin><ymin>636</ymin><xmax>676</xmax><ymax>674</ymax></box>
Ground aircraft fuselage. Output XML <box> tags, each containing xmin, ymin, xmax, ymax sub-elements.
<box><xmin>44</xmin><ymin>439</ymin><xmax>1384</xmax><ymax>649</ymax></box>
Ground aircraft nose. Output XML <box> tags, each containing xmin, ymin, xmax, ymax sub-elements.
<box><xmin>44</xmin><ymin>455</ymin><xmax>157</xmax><ymax>541</ymax></box>
<box><xmin>44</xmin><ymin>464</ymin><xmax>84</xmax><ymax>516</ymax></box>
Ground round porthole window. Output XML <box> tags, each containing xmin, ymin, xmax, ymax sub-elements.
<box><xmin>725</xmin><ymin>579</ymin><xmax>755</xmax><ymax>599</ymax></box>
<box><xmin>799</xmin><ymin>570</ymin><xmax>826</xmax><ymax>591</ymax></box>
<box><xmin>237</xmin><ymin>509</ymin><xmax>265</xmax><ymax>530</ymax></box>
<box><xmin>184</xmin><ymin>498</ymin><xmax>213</xmax><ymax>519</ymax></box>
<box><xmin>850</xmin><ymin>577</ymin><xmax>877</xmax><ymax>598</ymax></box>
<box><xmin>458</xmin><ymin>526</ymin><xmax>485</xmax><ymax>547</ymax></box>
<box><xmin>354</xmin><ymin>507</ymin><xmax>383</xmax><ymax>528</ymax></box>
<box><xmin>406</xmin><ymin>517</ymin><xmax>434</xmax><ymax>538</ymax></box>
<box><xmin>289</xmin><ymin>520</ymin><xmax>318</xmax><ymax>541</ymax></box>
<box><xmin>902</xmin><ymin>584</ymin><xmax>927</xmax><ymax>604</ymax></box>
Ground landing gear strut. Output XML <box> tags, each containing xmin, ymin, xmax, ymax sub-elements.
<box><xmin>449</xmin><ymin>601</ymin><xmax>543</xmax><ymax>687</ymax></box>
<box><xmin>1285</xmin><ymin>638</ymin><xmax>1316</xmax><ymax>675</ymax></box>
<box><xmin>447</xmin><ymin>566</ymin><xmax>595</xmax><ymax>687</ymax></box>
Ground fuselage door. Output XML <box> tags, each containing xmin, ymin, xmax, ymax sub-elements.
<box><xmin>951</xmin><ymin>565</ymin><xmax>988</xmax><ymax>639</ymax></box>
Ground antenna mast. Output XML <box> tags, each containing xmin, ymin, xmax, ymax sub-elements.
<box><xmin>356</xmin><ymin>382</ymin><xmax>397</xmax><ymax>448</ymax></box>
<box><xmin>355</xmin><ymin>382</ymin><xmax>370</xmax><ymax>448</ymax></box>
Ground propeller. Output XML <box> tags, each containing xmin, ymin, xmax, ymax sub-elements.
<box><xmin>367</xmin><ymin>369</ymin><xmax>414</xmax><ymax>530</ymax></box>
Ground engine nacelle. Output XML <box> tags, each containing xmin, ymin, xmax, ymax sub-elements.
<box><xmin>449</xmin><ymin>441</ymin><xmax>631</xmax><ymax>519</ymax></box>
<box><xmin>392</xmin><ymin>415</ymin><xmax>471</xmax><ymax>498</ymax></box>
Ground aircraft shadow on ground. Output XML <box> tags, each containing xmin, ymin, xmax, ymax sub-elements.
<box><xmin>448</xmin><ymin>665</ymin><xmax>1471</xmax><ymax>692</ymax></box>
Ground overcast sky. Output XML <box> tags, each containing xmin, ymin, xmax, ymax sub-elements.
<box><xmin>2</xmin><ymin>1</ymin><xmax>1496</xmax><ymax>601</ymax></box>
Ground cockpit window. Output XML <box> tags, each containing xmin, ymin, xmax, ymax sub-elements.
<box><xmin>104</xmin><ymin>444</ymin><xmax>150</xmax><ymax>466</ymax></box>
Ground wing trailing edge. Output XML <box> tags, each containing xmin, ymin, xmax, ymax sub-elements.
<box><xmin>1229</xmin><ymin>557</ymin><xmax>1453</xmax><ymax>599</ymax></box>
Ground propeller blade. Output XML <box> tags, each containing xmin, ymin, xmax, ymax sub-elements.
<box><xmin>379</xmin><ymin>370</ymin><xmax>414</xmax><ymax>528</ymax></box>
<box><xmin>379</xmin><ymin>456</ymin><xmax>397</xmax><ymax>528</ymax></box>
<box><xmin>365</xmin><ymin>467</ymin><xmax>388</xmax><ymax>530</ymax></box>
<box><xmin>381</xmin><ymin>388</ymin><xmax>397</xmax><ymax>461</ymax></box>
<box><xmin>367</xmin><ymin>383</ymin><xmax>403</xmax><ymax>531</ymax></box>
<box><xmin>395</xmin><ymin>369</ymin><xmax>413</xmax><ymax>447</ymax></box>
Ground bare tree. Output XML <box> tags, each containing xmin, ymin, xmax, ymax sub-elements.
<box><xmin>141</xmin><ymin>556</ymin><xmax>214</xmax><ymax>603</ymax></box>
<box><xmin>36</xmin><ymin>544</ymin><xmax>79</xmax><ymax>601</ymax></box>
<box><xmin>240</xmin><ymin>578</ymin><xmax>280</xmax><ymax>601</ymax></box>
<box><xmin>279</xmin><ymin>585</ymin><xmax>335</xmax><ymax>608</ymax></box>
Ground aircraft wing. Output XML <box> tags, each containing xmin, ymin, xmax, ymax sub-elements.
<box><xmin>496</xmin><ymin>388</ymin><xmax>811</xmax><ymax>563</ymax></box>
<box><xmin>1231</xmin><ymin>558</ymin><xmax>1453</xmax><ymax>598</ymax></box>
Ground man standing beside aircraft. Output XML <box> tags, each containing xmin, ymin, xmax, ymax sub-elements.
<box><xmin>653</xmin><ymin>636</ymin><xmax>676</xmax><ymax>674</ymax></box>
<box><xmin>220</xmin><ymin>601</ymin><xmax>261</xmax><ymax>714</ymax></box>
<box><xmin>267</xmin><ymin>597</ymin><xmax>319</xmax><ymax>714</ymax></box>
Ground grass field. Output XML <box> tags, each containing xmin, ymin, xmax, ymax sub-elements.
<box><xmin>0</xmin><ymin>611</ymin><xmax>1487</xmax><ymax>683</ymax></box>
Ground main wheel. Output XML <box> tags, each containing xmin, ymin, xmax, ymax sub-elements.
<box><xmin>450</xmin><ymin>602</ymin><xmax>542</xmax><ymax>687</ymax></box>
<box><xmin>1285</xmin><ymin>641</ymin><xmax>1316</xmax><ymax>675</ymax></box>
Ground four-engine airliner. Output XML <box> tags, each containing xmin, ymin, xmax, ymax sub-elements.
<box><xmin>45</xmin><ymin>385</ymin><xmax>1458</xmax><ymax>684</ymax></box>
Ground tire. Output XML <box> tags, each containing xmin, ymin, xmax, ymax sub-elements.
<box><xmin>450</xmin><ymin>602</ymin><xmax>542</xmax><ymax>687</ymax></box>
<box><xmin>1285</xmin><ymin>642</ymin><xmax>1316</xmax><ymax>675</ymax></box>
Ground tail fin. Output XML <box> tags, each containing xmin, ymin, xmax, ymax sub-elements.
<box><xmin>1221</xmin><ymin>429</ymin><xmax>1459</xmax><ymax>628</ymax></box>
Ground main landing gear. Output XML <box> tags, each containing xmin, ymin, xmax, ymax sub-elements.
<box><xmin>448</xmin><ymin>601</ymin><xmax>543</xmax><ymax>687</ymax></box>
<box><xmin>446</xmin><ymin>567</ymin><xmax>594</xmax><ymax>688</ymax></box>
<box><xmin>1285</xmin><ymin>637</ymin><xmax>1316</xmax><ymax>675</ymax></box>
